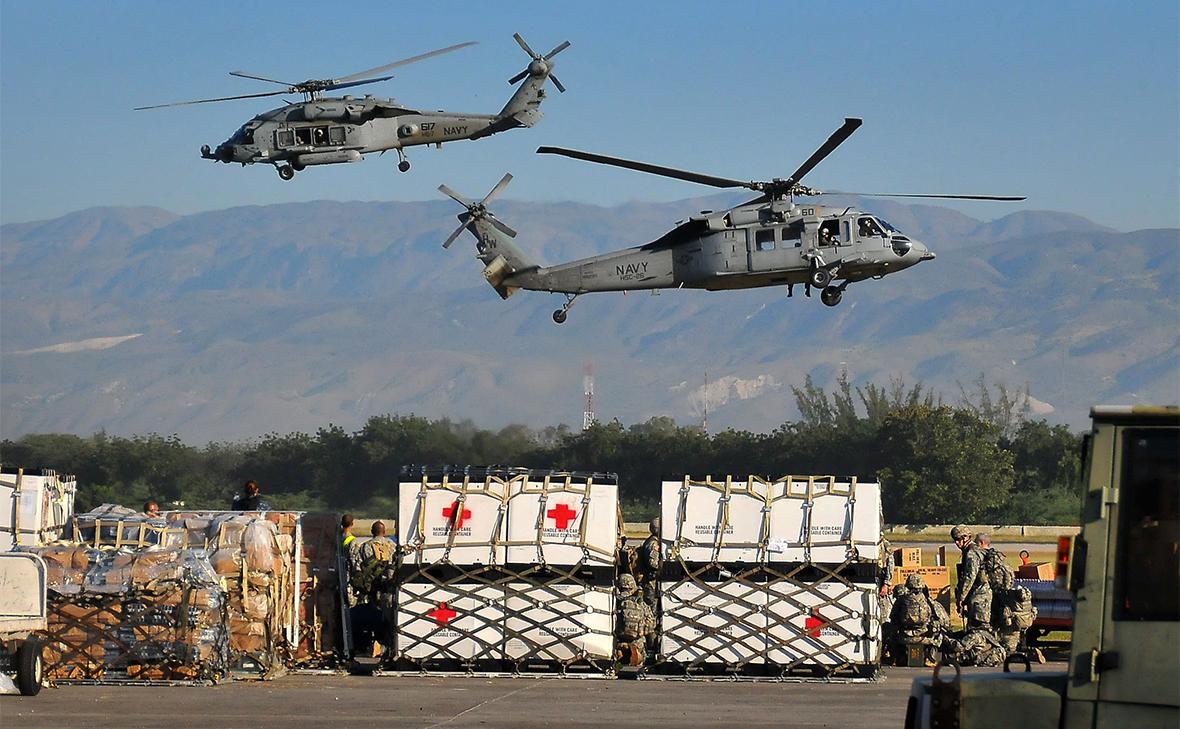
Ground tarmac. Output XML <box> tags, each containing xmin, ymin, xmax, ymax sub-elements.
<box><xmin>2</xmin><ymin>664</ymin><xmax>1068</xmax><ymax>729</ymax></box>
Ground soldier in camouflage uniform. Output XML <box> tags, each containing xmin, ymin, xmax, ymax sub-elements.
<box><xmin>951</xmin><ymin>524</ymin><xmax>992</xmax><ymax>630</ymax></box>
<box><xmin>616</xmin><ymin>574</ymin><xmax>655</xmax><ymax>666</ymax></box>
<box><xmin>942</xmin><ymin>627</ymin><xmax>1006</xmax><ymax>667</ymax></box>
<box><xmin>888</xmin><ymin>573</ymin><xmax>950</xmax><ymax>663</ymax></box>
<box><xmin>638</xmin><ymin>517</ymin><xmax>661</xmax><ymax>614</ymax></box>
<box><xmin>351</xmin><ymin>521</ymin><xmax>397</xmax><ymax>657</ymax></box>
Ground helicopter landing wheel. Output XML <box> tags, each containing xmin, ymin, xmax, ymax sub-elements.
<box><xmin>277</xmin><ymin>165</ymin><xmax>295</xmax><ymax>181</ymax></box>
<box><xmin>552</xmin><ymin>309</ymin><xmax>568</xmax><ymax>324</ymax></box>
<box><xmin>810</xmin><ymin>267</ymin><xmax>832</xmax><ymax>288</ymax></box>
<box><xmin>821</xmin><ymin>286</ymin><xmax>843</xmax><ymax>307</ymax></box>
<box><xmin>398</xmin><ymin>160</ymin><xmax>411</xmax><ymax>173</ymax></box>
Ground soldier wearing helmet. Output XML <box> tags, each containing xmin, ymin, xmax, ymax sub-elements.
<box><xmin>951</xmin><ymin>524</ymin><xmax>992</xmax><ymax>631</ymax></box>
<box><xmin>616</xmin><ymin>573</ymin><xmax>654</xmax><ymax>666</ymax></box>
<box><xmin>888</xmin><ymin>571</ymin><xmax>950</xmax><ymax>663</ymax></box>
<box><xmin>638</xmin><ymin>517</ymin><xmax>662</xmax><ymax>612</ymax></box>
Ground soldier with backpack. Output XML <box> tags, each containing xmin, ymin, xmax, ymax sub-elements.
<box><xmin>350</xmin><ymin>521</ymin><xmax>397</xmax><ymax>657</ymax></box>
<box><xmin>888</xmin><ymin>573</ymin><xmax>950</xmax><ymax>664</ymax></box>
<box><xmin>616</xmin><ymin>574</ymin><xmax>655</xmax><ymax>666</ymax></box>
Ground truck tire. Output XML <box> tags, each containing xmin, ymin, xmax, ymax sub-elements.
<box><xmin>17</xmin><ymin>639</ymin><xmax>44</xmax><ymax>696</ymax></box>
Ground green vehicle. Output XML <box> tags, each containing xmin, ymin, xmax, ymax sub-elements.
<box><xmin>905</xmin><ymin>405</ymin><xmax>1179</xmax><ymax>729</ymax></box>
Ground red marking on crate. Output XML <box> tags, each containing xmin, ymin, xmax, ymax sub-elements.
<box><xmin>547</xmin><ymin>503</ymin><xmax>578</xmax><ymax>530</ymax></box>
<box><xmin>805</xmin><ymin>609</ymin><xmax>829</xmax><ymax>638</ymax></box>
<box><xmin>427</xmin><ymin>602</ymin><xmax>457</xmax><ymax>625</ymax></box>
<box><xmin>442</xmin><ymin>502</ymin><xmax>471</xmax><ymax>529</ymax></box>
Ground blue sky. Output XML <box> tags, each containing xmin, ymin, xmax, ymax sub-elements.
<box><xmin>2</xmin><ymin>1</ymin><xmax>1177</xmax><ymax>231</ymax></box>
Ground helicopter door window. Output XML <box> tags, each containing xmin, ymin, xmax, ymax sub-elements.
<box><xmin>819</xmin><ymin>221</ymin><xmax>840</xmax><ymax>246</ymax></box>
<box><xmin>312</xmin><ymin>127</ymin><xmax>329</xmax><ymax>146</ymax></box>
<box><xmin>276</xmin><ymin>129</ymin><xmax>295</xmax><ymax>148</ymax></box>
<box><xmin>294</xmin><ymin>128</ymin><xmax>313</xmax><ymax>146</ymax></box>
<box><xmin>842</xmin><ymin>220</ymin><xmax>851</xmax><ymax>243</ymax></box>
<box><xmin>755</xmin><ymin>228</ymin><xmax>775</xmax><ymax>251</ymax></box>
<box><xmin>329</xmin><ymin>126</ymin><xmax>347</xmax><ymax>145</ymax></box>
<box><xmin>783</xmin><ymin>221</ymin><xmax>804</xmax><ymax>248</ymax></box>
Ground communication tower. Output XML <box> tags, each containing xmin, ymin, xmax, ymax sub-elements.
<box><xmin>582</xmin><ymin>361</ymin><xmax>596</xmax><ymax>430</ymax></box>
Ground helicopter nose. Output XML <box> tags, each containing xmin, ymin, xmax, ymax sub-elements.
<box><xmin>917</xmin><ymin>242</ymin><xmax>936</xmax><ymax>261</ymax></box>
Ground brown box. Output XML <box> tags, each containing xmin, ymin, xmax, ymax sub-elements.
<box><xmin>1016</xmin><ymin>562</ymin><xmax>1055</xmax><ymax>580</ymax></box>
<box><xmin>893</xmin><ymin>547</ymin><xmax>922</xmax><ymax>567</ymax></box>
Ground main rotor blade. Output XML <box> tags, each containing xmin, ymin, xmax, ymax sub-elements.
<box><xmin>549</xmin><ymin>74</ymin><xmax>566</xmax><ymax>93</ymax></box>
<box><xmin>322</xmin><ymin>76</ymin><xmax>394</xmax><ymax>93</ymax></box>
<box><xmin>134</xmin><ymin>89</ymin><xmax>287</xmax><ymax>110</ymax></box>
<box><xmin>824</xmin><ymin>190</ymin><xmax>1027</xmax><ymax>201</ymax></box>
<box><xmin>537</xmin><ymin>146</ymin><xmax>756</xmax><ymax>190</ymax></box>
<box><xmin>229</xmin><ymin>70</ymin><xmax>299</xmax><ymax>87</ymax></box>
<box><xmin>513</xmin><ymin>33</ymin><xmax>538</xmax><ymax>59</ymax></box>
<box><xmin>480</xmin><ymin>173</ymin><xmax>514</xmax><ymax>206</ymax></box>
<box><xmin>783</xmin><ymin>117</ymin><xmax>863</xmax><ymax>188</ymax></box>
<box><xmin>544</xmin><ymin>40</ymin><xmax>571</xmax><ymax>60</ymax></box>
<box><xmin>335</xmin><ymin>41</ymin><xmax>476</xmax><ymax>83</ymax></box>
<box><xmin>438</xmin><ymin>183</ymin><xmax>473</xmax><ymax>208</ymax></box>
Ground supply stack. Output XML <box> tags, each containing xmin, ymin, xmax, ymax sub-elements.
<box><xmin>889</xmin><ymin>547</ymin><xmax>952</xmax><ymax>613</ymax></box>
<box><xmin>657</xmin><ymin>475</ymin><xmax>883</xmax><ymax>680</ymax></box>
<box><xmin>26</xmin><ymin>540</ymin><xmax>229</xmax><ymax>684</ymax></box>
<box><xmin>393</xmin><ymin>466</ymin><xmax>618</xmax><ymax>676</ymax></box>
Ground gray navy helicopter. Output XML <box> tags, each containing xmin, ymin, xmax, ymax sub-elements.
<box><xmin>438</xmin><ymin>118</ymin><xmax>1024</xmax><ymax>323</ymax></box>
<box><xmin>135</xmin><ymin>34</ymin><xmax>569</xmax><ymax>180</ymax></box>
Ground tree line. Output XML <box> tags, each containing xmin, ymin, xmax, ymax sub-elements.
<box><xmin>0</xmin><ymin>375</ymin><xmax>1084</xmax><ymax>524</ymax></box>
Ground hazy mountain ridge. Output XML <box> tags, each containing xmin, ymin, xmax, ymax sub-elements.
<box><xmin>1</xmin><ymin>198</ymin><xmax>1176</xmax><ymax>442</ymax></box>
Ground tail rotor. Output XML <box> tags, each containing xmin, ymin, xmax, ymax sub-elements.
<box><xmin>507</xmin><ymin>33</ymin><xmax>569</xmax><ymax>93</ymax></box>
<box><xmin>438</xmin><ymin>173</ymin><xmax>518</xmax><ymax>248</ymax></box>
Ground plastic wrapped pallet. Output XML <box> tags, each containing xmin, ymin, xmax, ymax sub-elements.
<box><xmin>205</xmin><ymin>513</ymin><xmax>293</xmax><ymax>677</ymax></box>
<box><xmin>656</xmin><ymin>475</ymin><xmax>882</xmax><ymax>679</ymax></box>
<box><xmin>1</xmin><ymin>467</ymin><xmax>77</xmax><ymax>550</ymax></box>
<box><xmin>393</xmin><ymin>467</ymin><xmax>619</xmax><ymax>675</ymax></box>
<box><xmin>28</xmin><ymin>546</ymin><xmax>229</xmax><ymax>683</ymax></box>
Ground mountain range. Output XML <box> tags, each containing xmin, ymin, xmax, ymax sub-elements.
<box><xmin>2</xmin><ymin>194</ymin><xmax>1176</xmax><ymax>443</ymax></box>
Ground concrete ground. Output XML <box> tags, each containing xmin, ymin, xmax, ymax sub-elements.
<box><xmin>2</xmin><ymin>664</ymin><xmax>1067</xmax><ymax>729</ymax></box>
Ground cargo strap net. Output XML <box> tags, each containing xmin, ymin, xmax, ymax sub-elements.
<box><xmin>393</xmin><ymin>562</ymin><xmax>615</xmax><ymax>676</ymax></box>
<box><xmin>409</xmin><ymin>473</ymin><xmax>615</xmax><ymax>566</ymax></box>
<box><xmin>660</xmin><ymin>475</ymin><xmax>880</xmax><ymax>679</ymax></box>
<box><xmin>669</xmin><ymin>475</ymin><xmax>873</xmax><ymax>565</ymax></box>
<box><xmin>38</xmin><ymin>581</ymin><xmax>229</xmax><ymax>684</ymax></box>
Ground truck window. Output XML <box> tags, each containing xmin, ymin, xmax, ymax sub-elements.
<box><xmin>1114</xmin><ymin>428</ymin><xmax>1179</xmax><ymax>621</ymax></box>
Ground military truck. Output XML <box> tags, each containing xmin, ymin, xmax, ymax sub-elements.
<box><xmin>904</xmin><ymin>405</ymin><xmax>1179</xmax><ymax>728</ymax></box>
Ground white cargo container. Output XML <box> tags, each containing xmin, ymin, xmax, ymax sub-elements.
<box><xmin>0</xmin><ymin>468</ymin><xmax>77</xmax><ymax>552</ymax></box>
<box><xmin>661</xmin><ymin>476</ymin><xmax>881</xmax><ymax>565</ymax></box>
<box><xmin>764</xmin><ymin>579</ymin><xmax>880</xmax><ymax>666</ymax></box>
<box><xmin>659</xmin><ymin>579</ymin><xmax>769</xmax><ymax>665</ymax></box>
<box><xmin>395</xmin><ymin>582</ymin><xmax>505</xmax><ymax>660</ymax></box>
<box><xmin>503</xmin><ymin>582</ymin><xmax>614</xmax><ymax>661</ymax></box>
<box><xmin>504</xmin><ymin>478</ymin><xmax>617</xmax><ymax>567</ymax></box>
<box><xmin>399</xmin><ymin>478</ymin><xmax>511</xmax><ymax>565</ymax></box>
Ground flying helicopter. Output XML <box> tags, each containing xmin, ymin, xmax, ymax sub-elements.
<box><xmin>135</xmin><ymin>34</ymin><xmax>570</xmax><ymax>180</ymax></box>
<box><xmin>437</xmin><ymin>118</ymin><xmax>1025</xmax><ymax>323</ymax></box>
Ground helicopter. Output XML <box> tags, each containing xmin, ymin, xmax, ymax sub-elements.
<box><xmin>135</xmin><ymin>34</ymin><xmax>570</xmax><ymax>180</ymax></box>
<box><xmin>437</xmin><ymin>118</ymin><xmax>1025</xmax><ymax>323</ymax></box>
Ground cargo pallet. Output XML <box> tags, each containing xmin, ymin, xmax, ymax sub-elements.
<box><xmin>380</xmin><ymin>657</ymin><xmax>616</xmax><ymax>678</ymax></box>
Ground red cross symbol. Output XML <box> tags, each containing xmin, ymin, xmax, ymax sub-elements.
<box><xmin>442</xmin><ymin>501</ymin><xmax>471</xmax><ymax>529</ymax></box>
<box><xmin>427</xmin><ymin>602</ymin><xmax>457</xmax><ymax>626</ymax></box>
<box><xmin>546</xmin><ymin>503</ymin><xmax>578</xmax><ymax>530</ymax></box>
<box><xmin>804</xmin><ymin>608</ymin><xmax>829</xmax><ymax>638</ymax></box>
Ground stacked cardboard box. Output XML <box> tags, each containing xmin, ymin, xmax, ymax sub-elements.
<box><xmin>893</xmin><ymin>565</ymin><xmax>952</xmax><ymax>612</ymax></box>
<box><xmin>205</xmin><ymin>513</ymin><xmax>293</xmax><ymax>676</ymax></box>
<box><xmin>28</xmin><ymin>547</ymin><xmax>228</xmax><ymax>683</ymax></box>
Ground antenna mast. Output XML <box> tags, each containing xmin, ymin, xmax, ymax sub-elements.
<box><xmin>582</xmin><ymin>361</ymin><xmax>596</xmax><ymax>430</ymax></box>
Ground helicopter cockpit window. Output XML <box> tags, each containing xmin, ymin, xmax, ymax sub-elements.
<box><xmin>755</xmin><ymin>228</ymin><xmax>775</xmax><ymax>251</ymax></box>
<box><xmin>276</xmin><ymin>129</ymin><xmax>295</xmax><ymax>148</ymax></box>
<box><xmin>877</xmin><ymin>218</ymin><xmax>899</xmax><ymax>233</ymax></box>
<box><xmin>858</xmin><ymin>217</ymin><xmax>884</xmax><ymax>238</ymax></box>
<box><xmin>230</xmin><ymin>125</ymin><xmax>255</xmax><ymax>145</ymax></box>
<box><xmin>329</xmin><ymin>126</ymin><xmax>347</xmax><ymax>145</ymax></box>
